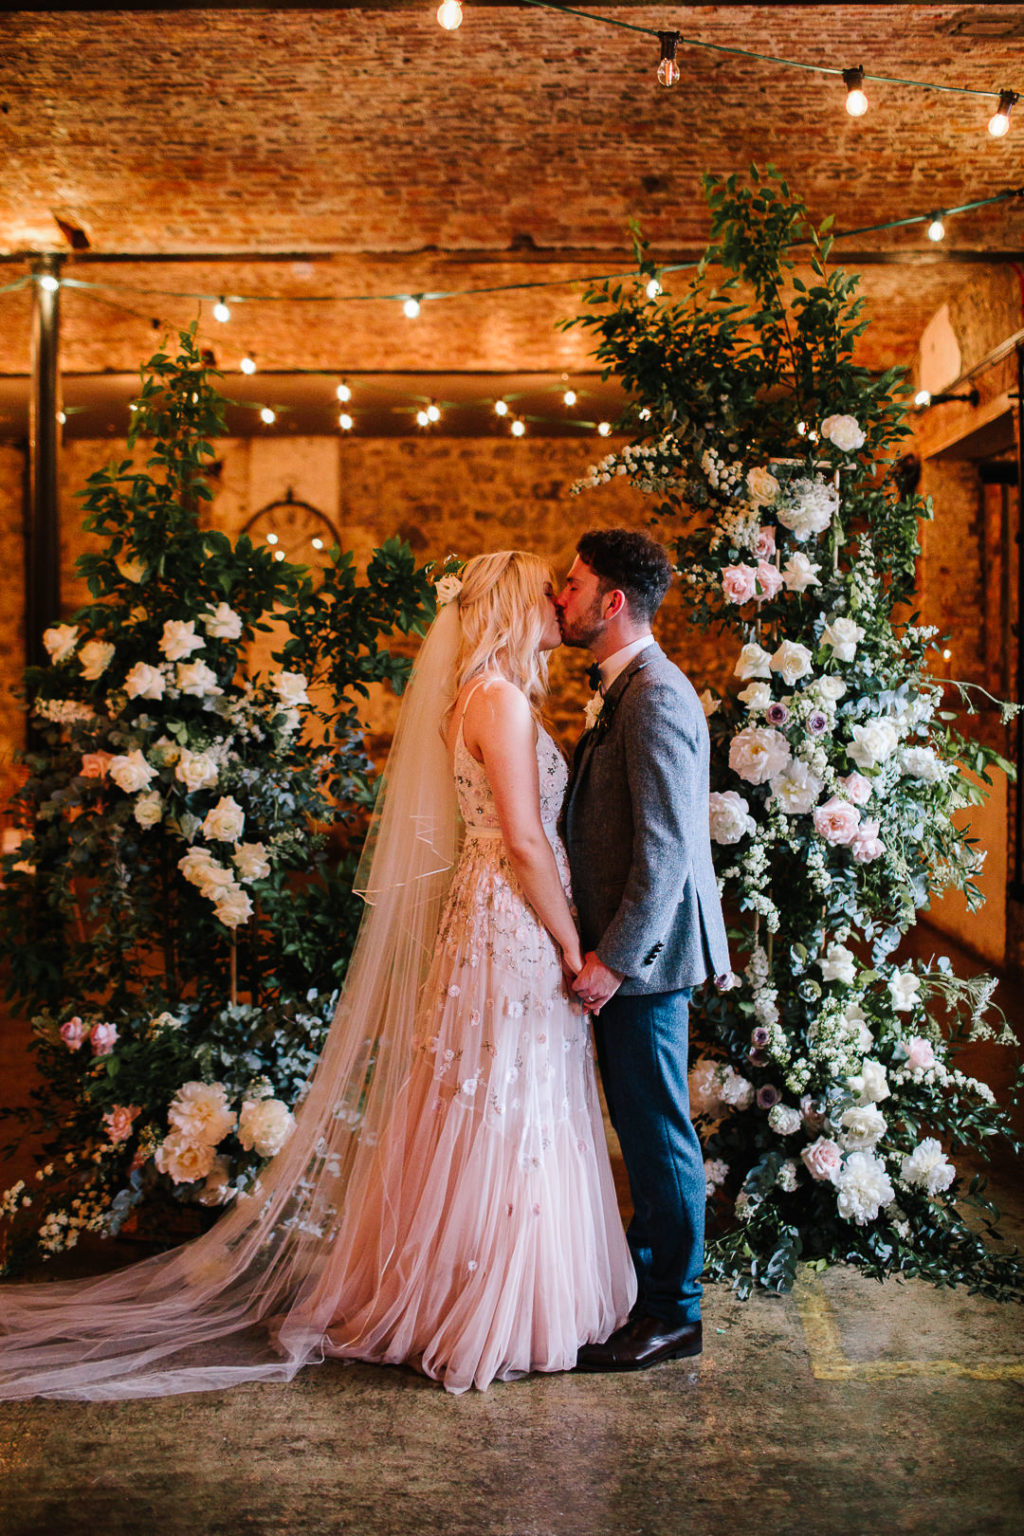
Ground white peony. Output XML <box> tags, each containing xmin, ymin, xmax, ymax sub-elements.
<box><xmin>177</xmin><ymin>660</ymin><xmax>223</xmax><ymax>698</ymax></box>
<box><xmin>238</xmin><ymin>1097</ymin><xmax>296</xmax><ymax>1157</ymax></box>
<box><xmin>746</xmin><ymin>466</ymin><xmax>781</xmax><ymax>506</ymax></box>
<box><xmin>821</xmin><ymin>616</ymin><xmax>866</xmax><ymax>663</ymax></box>
<box><xmin>176</xmin><ymin>748</ymin><xmax>219</xmax><ymax>792</ymax></box>
<box><xmin>124</xmin><ymin>661</ymin><xmax>166</xmax><ymax>701</ymax></box>
<box><xmin>835</xmin><ymin>1151</ymin><xmax>895</xmax><ymax>1224</ymax></box>
<box><xmin>737</xmin><ymin>681</ymin><xmax>772</xmax><ymax>711</ymax></box>
<box><xmin>733</xmin><ymin>643</ymin><xmax>773</xmax><ymax>681</ymax></box>
<box><xmin>821</xmin><ymin>944</ymin><xmax>857</xmax><ymax>985</ymax></box>
<box><xmin>159</xmin><ymin>619</ymin><xmax>205</xmax><ymax>662</ymax></box>
<box><xmin>848</xmin><ymin>719</ymin><xmax>899</xmax><ymax>770</ymax></box>
<box><xmin>781</xmin><ymin>552</ymin><xmax>821</xmax><ymax>592</ymax></box>
<box><xmin>108</xmin><ymin>749</ymin><xmax>157</xmax><ymax>794</ymax></box>
<box><xmin>79</xmin><ymin>639</ymin><xmax>115</xmax><ymax>680</ymax></box>
<box><xmin>900</xmin><ymin>1138</ymin><xmax>955</xmax><ymax>1196</ymax></box>
<box><xmin>709</xmin><ymin>791</ymin><xmax>756</xmax><ymax>845</ymax></box>
<box><xmin>839</xmin><ymin>1103</ymin><xmax>887</xmax><ymax>1150</ymax></box>
<box><xmin>168</xmin><ymin>1080</ymin><xmax>237</xmax><ymax>1145</ymax></box>
<box><xmin>767</xmin><ymin>1103</ymin><xmax>802</xmax><ymax>1136</ymax></box>
<box><xmin>821</xmin><ymin>414</ymin><xmax>866</xmax><ymax>452</ymax></box>
<box><xmin>155</xmin><ymin>1131</ymin><xmax>216</xmax><ymax>1186</ymax></box>
<box><xmin>769</xmin><ymin>760</ymin><xmax>823</xmax><ymax>815</ymax></box>
<box><xmin>901</xmin><ymin>746</ymin><xmax>943</xmax><ymax>782</ymax></box>
<box><xmin>272</xmin><ymin>671</ymin><xmax>310</xmax><ymax>707</ymax></box>
<box><xmin>770</xmin><ymin>640</ymin><xmax>813</xmax><ymax>686</ymax></box>
<box><xmin>133</xmin><ymin>790</ymin><xmax>164</xmax><ymax>828</ymax></box>
<box><xmin>847</xmin><ymin>1058</ymin><xmax>891</xmax><ymax>1106</ymax></box>
<box><xmin>202</xmin><ymin>795</ymin><xmax>245</xmax><ymax>843</ymax></box>
<box><xmin>202</xmin><ymin>602</ymin><xmax>243</xmax><ymax>640</ymax></box>
<box><xmin>775</xmin><ymin>477</ymin><xmax>838</xmax><ymax>542</ymax></box>
<box><xmin>42</xmin><ymin>624</ymin><xmax>79</xmax><ymax>663</ymax></box>
<box><xmin>233</xmin><ymin>841</ymin><xmax>271</xmax><ymax>881</ymax></box>
<box><xmin>729</xmin><ymin>726</ymin><xmax>791</xmax><ymax>786</ymax></box>
<box><xmin>214</xmin><ymin>885</ymin><xmax>254</xmax><ymax>929</ymax></box>
<box><xmin>888</xmin><ymin>970</ymin><xmax>921</xmax><ymax>1012</ymax></box>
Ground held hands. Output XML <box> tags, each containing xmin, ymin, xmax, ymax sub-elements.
<box><xmin>572</xmin><ymin>952</ymin><xmax>624</xmax><ymax>1016</ymax></box>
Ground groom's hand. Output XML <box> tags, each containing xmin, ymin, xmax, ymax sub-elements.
<box><xmin>573</xmin><ymin>953</ymin><xmax>624</xmax><ymax>1015</ymax></box>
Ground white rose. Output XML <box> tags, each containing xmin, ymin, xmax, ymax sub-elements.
<box><xmin>176</xmin><ymin>748</ymin><xmax>219</xmax><ymax>792</ymax></box>
<box><xmin>214</xmin><ymin>885</ymin><xmax>254</xmax><ymax>929</ymax></box>
<box><xmin>821</xmin><ymin>413</ymin><xmax>866</xmax><ymax>452</ymax></box>
<box><xmin>159</xmin><ymin>620</ymin><xmax>205</xmax><ymax>662</ymax></box>
<box><xmin>768</xmin><ymin>761</ymin><xmax>823</xmax><ymax>815</ymax></box>
<box><xmin>108</xmin><ymin>749</ymin><xmax>157</xmax><ymax>794</ymax></box>
<box><xmin>816</xmin><ymin>675</ymin><xmax>847</xmax><ymax>703</ymax></box>
<box><xmin>848</xmin><ymin>719</ymin><xmax>899</xmax><ymax>771</ymax></box>
<box><xmin>821</xmin><ymin>943</ymin><xmax>857</xmax><ymax>985</ymax></box>
<box><xmin>901</xmin><ymin>746</ymin><xmax>943</xmax><ymax>782</ymax></box>
<box><xmin>733</xmin><ymin>643</ymin><xmax>773</xmax><ymax>681</ymax></box>
<box><xmin>900</xmin><ymin>1138</ymin><xmax>955</xmax><ymax>1196</ymax></box>
<box><xmin>168</xmin><ymin>1080</ymin><xmax>237</xmax><ymax>1146</ymax></box>
<box><xmin>238</xmin><ymin>1097</ymin><xmax>296</xmax><ymax>1158</ymax></box>
<box><xmin>709</xmin><ymin>790</ymin><xmax>756</xmax><ymax>845</ymax></box>
<box><xmin>124</xmin><ymin>661</ymin><xmax>166</xmax><ymax>701</ymax></box>
<box><xmin>835</xmin><ymin>1151</ymin><xmax>895</xmax><ymax>1224</ymax></box>
<box><xmin>202</xmin><ymin>796</ymin><xmax>245</xmax><ymax>843</ymax></box>
<box><xmin>133</xmin><ymin>790</ymin><xmax>164</xmax><ymax>828</ymax></box>
<box><xmin>847</xmin><ymin>1058</ymin><xmax>891</xmax><ymax>1106</ymax></box>
<box><xmin>179</xmin><ymin>848</ymin><xmax>235</xmax><ymax>892</ymax></box>
<box><xmin>888</xmin><ymin>970</ymin><xmax>921</xmax><ymax>1012</ymax></box>
<box><xmin>155</xmin><ymin>1131</ymin><xmax>216</xmax><ymax>1186</ymax></box>
<box><xmin>272</xmin><ymin>671</ymin><xmax>310</xmax><ymax>707</ymax></box>
<box><xmin>729</xmin><ymin>726</ymin><xmax>791</xmax><ymax>786</ymax></box>
<box><xmin>233</xmin><ymin>841</ymin><xmax>271</xmax><ymax>881</ymax></box>
<box><xmin>770</xmin><ymin>640</ymin><xmax>813</xmax><ymax>686</ymax></box>
<box><xmin>737</xmin><ymin>681</ymin><xmax>772</xmax><ymax>712</ymax></box>
<box><xmin>839</xmin><ymin>1104</ymin><xmax>887</xmax><ymax>1150</ymax></box>
<box><xmin>767</xmin><ymin>1103</ymin><xmax>802</xmax><ymax>1136</ymax></box>
<box><xmin>821</xmin><ymin>616</ymin><xmax>866</xmax><ymax>663</ymax></box>
<box><xmin>177</xmin><ymin>660</ymin><xmax>223</xmax><ymax>698</ymax></box>
<box><xmin>781</xmin><ymin>552</ymin><xmax>821</xmax><ymax>592</ymax></box>
<box><xmin>42</xmin><ymin>624</ymin><xmax>79</xmax><ymax>663</ymax></box>
<box><xmin>699</xmin><ymin>689</ymin><xmax>720</xmax><ymax>718</ymax></box>
<box><xmin>746</xmin><ymin>466</ymin><xmax>781</xmax><ymax>506</ymax></box>
<box><xmin>79</xmin><ymin>639</ymin><xmax>115</xmax><ymax>681</ymax></box>
<box><xmin>202</xmin><ymin>602</ymin><xmax>243</xmax><ymax>641</ymax></box>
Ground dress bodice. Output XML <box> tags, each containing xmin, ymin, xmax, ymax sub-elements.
<box><xmin>454</xmin><ymin>711</ymin><xmax>567</xmax><ymax>835</ymax></box>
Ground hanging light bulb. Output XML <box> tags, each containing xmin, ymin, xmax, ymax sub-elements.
<box><xmin>426</xmin><ymin>401</ymin><xmax>441</xmax><ymax>423</ymax></box>
<box><xmin>639</xmin><ymin>407</ymin><xmax>652</xmax><ymax>421</ymax></box>
<box><xmin>403</xmin><ymin>296</ymin><xmax>422</xmax><ymax>319</ymax></box>
<box><xmin>338</xmin><ymin>412</ymin><xmax>354</xmax><ymax>431</ymax></box>
<box><xmin>336</xmin><ymin>381</ymin><xmax>352</xmax><ymax>403</ymax></box>
<box><xmin>597</xmin><ymin>421</ymin><xmax>612</xmax><ymax>437</ymax></box>
<box><xmin>266</xmin><ymin>533</ymin><xmax>279</xmax><ymax>546</ymax></box>
<box><xmin>494</xmin><ymin>399</ymin><xmax>509</xmax><ymax>417</ymax></box>
<box><xmin>656</xmin><ymin>31</ymin><xmax>680</xmax><ymax>88</ymax></box>
<box><xmin>563</xmin><ymin>388</ymin><xmax>578</xmax><ymax>407</ymax></box>
<box><xmin>240</xmin><ymin>355</ymin><xmax>257</xmax><ymax>375</ymax></box>
<box><xmin>415</xmin><ymin>408</ymin><xmax>430</xmax><ymax>427</ymax></box>
<box><xmin>259</xmin><ymin>406</ymin><xmax>275</xmax><ymax>425</ymax></box>
<box><xmin>213</xmin><ymin>297</ymin><xmax>231</xmax><ymax>323</ymax></box>
<box><xmin>273</xmin><ymin>550</ymin><xmax>286</xmax><ymax>563</ymax></box>
<box><xmin>988</xmin><ymin>90</ymin><xmax>1018</xmax><ymax>138</ymax></box>
<box><xmin>914</xmin><ymin>389</ymin><xmax>932</xmax><ymax>408</ymax></box>
<box><xmin>311</xmin><ymin>537</ymin><xmax>325</xmax><ymax>551</ymax></box>
<box><xmin>510</xmin><ymin>418</ymin><xmax>526</xmax><ymax>438</ymax></box>
<box><xmin>436</xmin><ymin>0</ymin><xmax>463</xmax><ymax>30</ymax></box>
<box><xmin>926</xmin><ymin>214</ymin><xmax>945</xmax><ymax>242</ymax></box>
<box><xmin>56</xmin><ymin>410</ymin><xmax>66</xmax><ymax>424</ymax></box>
<box><xmin>842</xmin><ymin>66</ymin><xmax>868</xmax><ymax>118</ymax></box>
<box><xmin>646</xmin><ymin>276</ymin><xmax>662</xmax><ymax>299</ymax></box>
<box><xmin>38</xmin><ymin>273</ymin><xmax>60</xmax><ymax>293</ymax></box>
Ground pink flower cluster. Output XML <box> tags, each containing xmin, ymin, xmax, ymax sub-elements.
<box><xmin>812</xmin><ymin>796</ymin><xmax>884</xmax><ymax>863</ymax></box>
<box><xmin>59</xmin><ymin>1016</ymin><xmax>119</xmax><ymax>1056</ymax></box>
<box><xmin>103</xmin><ymin>1104</ymin><xmax>141</xmax><ymax>1143</ymax></box>
<box><xmin>721</xmin><ymin>560</ymin><xmax>784</xmax><ymax>605</ymax></box>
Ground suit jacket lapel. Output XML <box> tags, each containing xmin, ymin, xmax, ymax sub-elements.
<box><xmin>568</xmin><ymin>644</ymin><xmax>661</xmax><ymax>794</ymax></box>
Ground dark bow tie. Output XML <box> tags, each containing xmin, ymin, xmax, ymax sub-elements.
<box><xmin>586</xmin><ymin>662</ymin><xmax>602</xmax><ymax>691</ymax></box>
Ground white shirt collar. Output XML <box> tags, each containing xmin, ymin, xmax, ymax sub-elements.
<box><xmin>598</xmin><ymin>635</ymin><xmax>654</xmax><ymax>692</ymax></box>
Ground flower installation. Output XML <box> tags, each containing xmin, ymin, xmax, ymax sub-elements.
<box><xmin>0</xmin><ymin>326</ymin><xmax>434</xmax><ymax>1270</ymax></box>
<box><xmin>569</xmin><ymin>169</ymin><xmax>1022</xmax><ymax>1299</ymax></box>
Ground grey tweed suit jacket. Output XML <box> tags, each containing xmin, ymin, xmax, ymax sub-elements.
<box><xmin>564</xmin><ymin>643</ymin><xmax>730</xmax><ymax>997</ymax></box>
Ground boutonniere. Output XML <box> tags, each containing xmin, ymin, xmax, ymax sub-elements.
<box><xmin>583</xmin><ymin>692</ymin><xmax>604</xmax><ymax>731</ymax></box>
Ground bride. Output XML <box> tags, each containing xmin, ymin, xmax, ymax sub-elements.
<box><xmin>0</xmin><ymin>550</ymin><xmax>635</xmax><ymax>1399</ymax></box>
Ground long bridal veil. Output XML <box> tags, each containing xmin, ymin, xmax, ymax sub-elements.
<box><xmin>0</xmin><ymin>602</ymin><xmax>462</xmax><ymax>1401</ymax></box>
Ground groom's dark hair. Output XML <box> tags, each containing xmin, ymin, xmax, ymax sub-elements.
<box><xmin>576</xmin><ymin>528</ymin><xmax>674</xmax><ymax>625</ymax></box>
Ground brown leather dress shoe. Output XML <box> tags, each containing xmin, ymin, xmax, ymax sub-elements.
<box><xmin>575</xmin><ymin>1314</ymin><xmax>703</xmax><ymax>1372</ymax></box>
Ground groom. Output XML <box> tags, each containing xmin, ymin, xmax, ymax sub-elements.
<box><xmin>557</xmin><ymin>528</ymin><xmax>730</xmax><ymax>1371</ymax></box>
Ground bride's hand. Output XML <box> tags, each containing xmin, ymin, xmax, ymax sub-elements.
<box><xmin>561</xmin><ymin>948</ymin><xmax>584</xmax><ymax>984</ymax></box>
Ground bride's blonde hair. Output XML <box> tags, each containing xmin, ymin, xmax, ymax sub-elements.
<box><xmin>447</xmin><ymin>550</ymin><xmax>553</xmax><ymax>723</ymax></box>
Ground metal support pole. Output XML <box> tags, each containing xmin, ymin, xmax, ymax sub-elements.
<box><xmin>1012</xmin><ymin>342</ymin><xmax>1024</xmax><ymax>898</ymax></box>
<box><xmin>25</xmin><ymin>253</ymin><xmax>63</xmax><ymax>679</ymax></box>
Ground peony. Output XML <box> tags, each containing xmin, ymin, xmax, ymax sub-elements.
<box><xmin>903</xmin><ymin>1036</ymin><xmax>935</xmax><ymax>1071</ymax></box>
<box><xmin>202</xmin><ymin>795</ymin><xmax>245</xmax><ymax>843</ymax></box>
<box><xmin>202</xmin><ymin>602</ymin><xmax>244</xmax><ymax>640</ymax></box>
<box><xmin>770</xmin><ymin>639</ymin><xmax>813</xmax><ymax>686</ymax></box>
<box><xmin>196</xmin><ymin>1154</ymin><xmax>237</xmax><ymax>1207</ymax></box>
<box><xmin>159</xmin><ymin>619</ymin><xmax>205</xmax><ymax>662</ymax></box>
<box><xmin>812</xmin><ymin>796</ymin><xmax>861</xmax><ymax>846</ymax></box>
<box><xmin>839</xmin><ymin>1104</ymin><xmax>886</xmax><ymax>1150</ymax></box>
<box><xmin>821</xmin><ymin>413</ymin><xmax>866</xmax><ymax>452</ymax></box>
<box><xmin>755</xmin><ymin>562</ymin><xmax>784</xmax><ymax>603</ymax></box>
<box><xmin>722</xmin><ymin>564</ymin><xmax>758</xmax><ymax>604</ymax></box>
<box><xmin>719</xmin><ymin>1067</ymin><xmax>755</xmax><ymax>1110</ymax></box>
<box><xmin>175</xmin><ymin>748</ymin><xmax>219</xmax><ymax>793</ymax></box>
<box><xmin>889</xmin><ymin>970</ymin><xmax>921</xmax><ymax>1012</ymax></box>
<box><xmin>901</xmin><ymin>746</ymin><xmax>944</xmax><ymax>782</ymax></box>
<box><xmin>802</xmin><ymin>1136</ymin><xmax>842</xmax><ymax>1183</ymax></box>
<box><xmin>709</xmin><ymin>791</ymin><xmax>756</xmax><ymax>845</ymax></box>
<box><xmin>851</xmin><ymin>818</ymin><xmax>885</xmax><ymax>864</ymax></box>
<box><xmin>103</xmin><ymin>1104</ymin><xmax>141</xmax><ymax>1144</ymax></box>
<box><xmin>177</xmin><ymin>660</ymin><xmax>223</xmax><ymax>698</ymax></box>
<box><xmin>747</xmin><ymin>466</ymin><xmax>781</xmax><ymax>506</ymax></box>
<box><xmin>848</xmin><ymin>719</ymin><xmax>899</xmax><ymax>771</ymax></box>
<box><xmin>781</xmin><ymin>552</ymin><xmax>821</xmax><ymax>592</ymax></box>
<box><xmin>124</xmin><ymin>661</ymin><xmax>166</xmax><ymax>701</ymax></box>
<box><xmin>835</xmin><ymin>1151</ymin><xmax>895</xmax><ymax>1224</ymax></box>
<box><xmin>59</xmin><ymin>1016</ymin><xmax>89</xmax><ymax>1051</ymax></box>
<box><xmin>233</xmin><ymin>841</ymin><xmax>271</xmax><ymax>881</ymax></box>
<box><xmin>80</xmin><ymin>751</ymin><xmax>113</xmax><ymax>780</ymax></box>
<box><xmin>769</xmin><ymin>761</ymin><xmax>823</xmax><ymax>816</ymax></box>
<box><xmin>155</xmin><ymin>1131</ymin><xmax>216</xmax><ymax>1186</ymax></box>
<box><xmin>733</xmin><ymin>643</ymin><xmax>773</xmax><ymax>681</ymax></box>
<box><xmin>90</xmin><ymin>1021</ymin><xmax>119</xmax><ymax>1057</ymax></box>
<box><xmin>821</xmin><ymin>616</ymin><xmax>866</xmax><ymax>664</ymax></box>
<box><xmin>108</xmin><ymin>749</ymin><xmax>157</xmax><ymax>795</ymax></box>
<box><xmin>42</xmin><ymin>624</ymin><xmax>79</xmax><ymax>663</ymax></box>
<box><xmin>214</xmin><ymin>885</ymin><xmax>254</xmax><ymax>929</ymax></box>
<box><xmin>272</xmin><ymin>670</ymin><xmax>310</xmax><ymax>707</ymax></box>
<box><xmin>737</xmin><ymin>681</ymin><xmax>772</xmax><ymax>712</ymax></box>
<box><xmin>729</xmin><ymin>726</ymin><xmax>791</xmax><ymax>786</ymax></box>
<box><xmin>848</xmin><ymin>1058</ymin><xmax>891</xmax><ymax>1106</ymax></box>
<box><xmin>168</xmin><ymin>1081</ymin><xmax>236</xmax><ymax>1146</ymax></box>
<box><xmin>900</xmin><ymin>1138</ymin><xmax>955</xmax><ymax>1196</ymax></box>
<box><xmin>79</xmin><ymin>639</ymin><xmax>115</xmax><ymax>681</ymax></box>
<box><xmin>767</xmin><ymin>1103</ymin><xmax>802</xmax><ymax>1136</ymax></box>
<box><xmin>688</xmin><ymin>1060</ymin><xmax>722</xmax><ymax>1117</ymax></box>
<box><xmin>133</xmin><ymin>790</ymin><xmax>164</xmax><ymax>828</ymax></box>
<box><xmin>838</xmin><ymin>771</ymin><xmax>872</xmax><ymax>805</ymax></box>
<box><xmin>821</xmin><ymin>944</ymin><xmax>857</xmax><ymax>985</ymax></box>
<box><xmin>238</xmin><ymin>1097</ymin><xmax>296</xmax><ymax>1158</ymax></box>
<box><xmin>776</xmin><ymin>477</ymin><xmax>838</xmax><ymax>542</ymax></box>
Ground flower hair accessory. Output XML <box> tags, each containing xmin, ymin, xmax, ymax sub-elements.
<box><xmin>435</xmin><ymin>575</ymin><xmax>463</xmax><ymax>607</ymax></box>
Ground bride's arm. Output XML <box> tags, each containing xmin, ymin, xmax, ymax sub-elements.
<box><xmin>464</xmin><ymin>679</ymin><xmax>584</xmax><ymax>975</ymax></box>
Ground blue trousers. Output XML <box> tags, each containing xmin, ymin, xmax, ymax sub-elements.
<box><xmin>593</xmin><ymin>988</ymin><xmax>703</xmax><ymax>1325</ymax></box>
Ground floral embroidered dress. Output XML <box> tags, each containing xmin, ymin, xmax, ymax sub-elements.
<box><xmin>315</xmin><ymin>704</ymin><xmax>635</xmax><ymax>1392</ymax></box>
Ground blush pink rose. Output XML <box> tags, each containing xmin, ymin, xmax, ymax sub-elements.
<box><xmin>851</xmin><ymin>818</ymin><xmax>885</xmax><ymax>863</ymax></box>
<box><xmin>801</xmin><ymin>1136</ymin><xmax>842</xmax><ymax>1183</ymax></box>
<box><xmin>839</xmin><ymin>771</ymin><xmax>872</xmax><ymax>806</ymax></box>
<box><xmin>80</xmin><ymin>752</ymin><xmax>114</xmax><ymax>780</ymax></box>
<box><xmin>904</xmin><ymin>1036</ymin><xmax>936</xmax><ymax>1070</ymax></box>
<box><xmin>754</xmin><ymin>526</ymin><xmax>776</xmax><ymax>560</ymax></box>
<box><xmin>754</xmin><ymin>561</ymin><xmax>784</xmax><ymax>602</ymax></box>
<box><xmin>59</xmin><ymin>1015</ymin><xmax>89</xmax><ymax>1051</ymax></box>
<box><xmin>722</xmin><ymin>564</ymin><xmax>759</xmax><ymax>604</ymax></box>
<box><xmin>103</xmin><ymin>1104</ymin><xmax>141</xmax><ymax>1143</ymax></box>
<box><xmin>812</xmin><ymin>796</ymin><xmax>861</xmax><ymax>847</ymax></box>
<box><xmin>90</xmin><ymin>1021</ymin><xmax>119</xmax><ymax>1057</ymax></box>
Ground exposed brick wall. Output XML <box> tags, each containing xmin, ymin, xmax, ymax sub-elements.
<box><xmin>0</xmin><ymin>444</ymin><xmax>25</xmax><ymax>791</ymax></box>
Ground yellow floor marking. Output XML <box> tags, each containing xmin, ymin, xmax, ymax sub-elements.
<box><xmin>792</xmin><ymin>1267</ymin><xmax>1024</xmax><ymax>1382</ymax></box>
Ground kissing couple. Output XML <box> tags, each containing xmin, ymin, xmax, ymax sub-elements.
<box><xmin>0</xmin><ymin>527</ymin><xmax>729</xmax><ymax>1402</ymax></box>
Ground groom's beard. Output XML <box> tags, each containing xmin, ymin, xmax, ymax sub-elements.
<box><xmin>557</xmin><ymin>598</ymin><xmax>605</xmax><ymax>650</ymax></box>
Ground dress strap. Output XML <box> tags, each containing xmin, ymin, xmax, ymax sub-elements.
<box><xmin>454</xmin><ymin>676</ymin><xmax>493</xmax><ymax>752</ymax></box>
